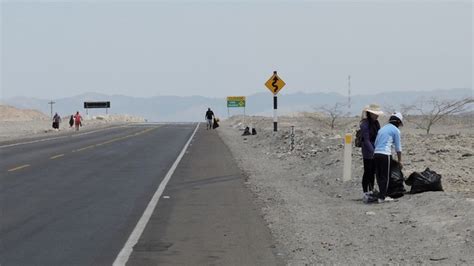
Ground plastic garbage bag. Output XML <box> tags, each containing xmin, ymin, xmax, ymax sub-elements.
<box><xmin>213</xmin><ymin>118</ymin><xmax>219</xmax><ymax>129</ymax></box>
<box><xmin>405</xmin><ymin>168</ymin><xmax>443</xmax><ymax>194</ymax></box>
<box><xmin>242</xmin><ymin>127</ymin><xmax>251</xmax><ymax>136</ymax></box>
<box><xmin>387</xmin><ymin>159</ymin><xmax>406</xmax><ymax>198</ymax></box>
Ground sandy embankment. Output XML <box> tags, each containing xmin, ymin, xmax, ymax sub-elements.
<box><xmin>0</xmin><ymin>105</ymin><xmax>145</xmax><ymax>142</ymax></box>
<box><xmin>218</xmin><ymin>114</ymin><xmax>474</xmax><ymax>265</ymax></box>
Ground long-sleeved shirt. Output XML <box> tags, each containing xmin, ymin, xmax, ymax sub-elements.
<box><xmin>374</xmin><ymin>123</ymin><xmax>402</xmax><ymax>156</ymax></box>
<box><xmin>360</xmin><ymin>119</ymin><xmax>378</xmax><ymax>159</ymax></box>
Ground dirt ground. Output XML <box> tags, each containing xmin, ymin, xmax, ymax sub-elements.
<box><xmin>218</xmin><ymin>114</ymin><xmax>474</xmax><ymax>265</ymax></box>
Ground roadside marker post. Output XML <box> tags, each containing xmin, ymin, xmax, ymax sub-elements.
<box><xmin>290</xmin><ymin>125</ymin><xmax>295</xmax><ymax>151</ymax></box>
<box><xmin>265</xmin><ymin>71</ymin><xmax>286</xmax><ymax>132</ymax></box>
<box><xmin>343</xmin><ymin>133</ymin><xmax>352</xmax><ymax>182</ymax></box>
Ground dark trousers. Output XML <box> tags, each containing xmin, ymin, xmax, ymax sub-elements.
<box><xmin>362</xmin><ymin>158</ymin><xmax>376</xmax><ymax>193</ymax></box>
<box><xmin>374</xmin><ymin>154</ymin><xmax>392</xmax><ymax>199</ymax></box>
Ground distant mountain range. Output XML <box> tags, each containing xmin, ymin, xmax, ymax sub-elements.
<box><xmin>1</xmin><ymin>88</ymin><xmax>472</xmax><ymax>122</ymax></box>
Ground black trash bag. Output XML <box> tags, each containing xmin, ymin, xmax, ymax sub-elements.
<box><xmin>242</xmin><ymin>127</ymin><xmax>251</xmax><ymax>136</ymax></box>
<box><xmin>212</xmin><ymin>118</ymin><xmax>219</xmax><ymax>129</ymax></box>
<box><xmin>251</xmin><ymin>128</ymin><xmax>257</xmax><ymax>135</ymax></box>
<box><xmin>387</xmin><ymin>159</ymin><xmax>406</xmax><ymax>198</ymax></box>
<box><xmin>405</xmin><ymin>168</ymin><xmax>443</xmax><ymax>194</ymax></box>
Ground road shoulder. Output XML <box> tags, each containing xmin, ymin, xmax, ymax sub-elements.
<box><xmin>127</xmin><ymin>126</ymin><xmax>283</xmax><ymax>265</ymax></box>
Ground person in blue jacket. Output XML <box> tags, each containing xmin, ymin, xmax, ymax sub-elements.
<box><xmin>359</xmin><ymin>104</ymin><xmax>383</xmax><ymax>200</ymax></box>
<box><xmin>373</xmin><ymin>112</ymin><xmax>404</xmax><ymax>203</ymax></box>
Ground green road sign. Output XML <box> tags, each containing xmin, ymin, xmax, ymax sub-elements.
<box><xmin>227</xmin><ymin>96</ymin><xmax>246</xmax><ymax>108</ymax></box>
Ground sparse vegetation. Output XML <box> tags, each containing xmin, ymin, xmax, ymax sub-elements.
<box><xmin>315</xmin><ymin>103</ymin><xmax>349</xmax><ymax>130</ymax></box>
<box><xmin>403</xmin><ymin>97</ymin><xmax>473</xmax><ymax>134</ymax></box>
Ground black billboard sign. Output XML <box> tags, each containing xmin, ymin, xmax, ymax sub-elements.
<box><xmin>84</xmin><ymin>101</ymin><xmax>111</xmax><ymax>109</ymax></box>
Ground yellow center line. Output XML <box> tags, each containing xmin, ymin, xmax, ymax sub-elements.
<box><xmin>72</xmin><ymin>127</ymin><xmax>158</xmax><ymax>152</ymax></box>
<box><xmin>8</xmin><ymin>164</ymin><xmax>31</xmax><ymax>172</ymax></box>
<box><xmin>50</xmin><ymin>154</ymin><xmax>65</xmax><ymax>160</ymax></box>
<box><xmin>73</xmin><ymin>145</ymin><xmax>96</xmax><ymax>152</ymax></box>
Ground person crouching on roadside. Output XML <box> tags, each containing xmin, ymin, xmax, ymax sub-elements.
<box><xmin>360</xmin><ymin>104</ymin><xmax>383</xmax><ymax>200</ymax></box>
<box><xmin>373</xmin><ymin>112</ymin><xmax>404</xmax><ymax>203</ymax></box>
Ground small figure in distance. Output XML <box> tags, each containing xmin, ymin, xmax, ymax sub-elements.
<box><xmin>74</xmin><ymin>111</ymin><xmax>83</xmax><ymax>131</ymax></box>
<box><xmin>52</xmin><ymin>112</ymin><xmax>61</xmax><ymax>131</ymax></box>
<box><xmin>69</xmin><ymin>115</ymin><xmax>74</xmax><ymax>128</ymax></box>
<box><xmin>242</xmin><ymin>126</ymin><xmax>251</xmax><ymax>136</ymax></box>
<box><xmin>205</xmin><ymin>107</ymin><xmax>214</xmax><ymax>130</ymax></box>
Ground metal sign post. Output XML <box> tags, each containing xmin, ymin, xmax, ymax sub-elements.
<box><xmin>265</xmin><ymin>71</ymin><xmax>286</xmax><ymax>132</ymax></box>
<box><xmin>226</xmin><ymin>96</ymin><xmax>246</xmax><ymax>125</ymax></box>
<box><xmin>273</xmin><ymin>95</ymin><xmax>277</xmax><ymax>131</ymax></box>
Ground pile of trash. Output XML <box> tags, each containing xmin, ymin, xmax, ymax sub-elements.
<box><xmin>364</xmin><ymin>160</ymin><xmax>444</xmax><ymax>203</ymax></box>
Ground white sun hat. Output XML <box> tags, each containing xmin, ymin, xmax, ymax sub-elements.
<box><xmin>361</xmin><ymin>104</ymin><xmax>384</xmax><ymax>119</ymax></box>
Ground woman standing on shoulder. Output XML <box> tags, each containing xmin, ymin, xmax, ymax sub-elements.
<box><xmin>360</xmin><ymin>104</ymin><xmax>383</xmax><ymax>201</ymax></box>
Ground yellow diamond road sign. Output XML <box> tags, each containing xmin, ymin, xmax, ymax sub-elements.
<box><xmin>265</xmin><ymin>73</ymin><xmax>286</xmax><ymax>95</ymax></box>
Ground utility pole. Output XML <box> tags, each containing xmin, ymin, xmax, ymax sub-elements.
<box><xmin>347</xmin><ymin>75</ymin><xmax>351</xmax><ymax>110</ymax></box>
<box><xmin>48</xmin><ymin>100</ymin><xmax>56</xmax><ymax>118</ymax></box>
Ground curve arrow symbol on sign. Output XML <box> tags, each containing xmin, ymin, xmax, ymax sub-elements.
<box><xmin>272</xmin><ymin>76</ymin><xmax>279</xmax><ymax>93</ymax></box>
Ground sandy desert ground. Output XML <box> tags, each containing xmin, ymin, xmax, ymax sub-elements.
<box><xmin>218</xmin><ymin>114</ymin><xmax>473</xmax><ymax>265</ymax></box>
<box><xmin>0</xmin><ymin>105</ymin><xmax>145</xmax><ymax>143</ymax></box>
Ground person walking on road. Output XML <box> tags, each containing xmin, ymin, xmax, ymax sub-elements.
<box><xmin>373</xmin><ymin>112</ymin><xmax>404</xmax><ymax>203</ymax></box>
<box><xmin>52</xmin><ymin>113</ymin><xmax>61</xmax><ymax>131</ymax></box>
<box><xmin>205</xmin><ymin>108</ymin><xmax>215</xmax><ymax>130</ymax></box>
<box><xmin>359</xmin><ymin>104</ymin><xmax>383</xmax><ymax>201</ymax></box>
<box><xmin>69</xmin><ymin>115</ymin><xmax>74</xmax><ymax>128</ymax></box>
<box><xmin>74</xmin><ymin>111</ymin><xmax>82</xmax><ymax>131</ymax></box>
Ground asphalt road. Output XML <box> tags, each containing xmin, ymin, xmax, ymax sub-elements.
<box><xmin>0</xmin><ymin>124</ymin><xmax>280</xmax><ymax>265</ymax></box>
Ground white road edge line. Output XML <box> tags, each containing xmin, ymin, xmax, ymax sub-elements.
<box><xmin>113</xmin><ymin>123</ymin><xmax>200</xmax><ymax>266</ymax></box>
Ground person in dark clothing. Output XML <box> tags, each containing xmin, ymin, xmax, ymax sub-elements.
<box><xmin>52</xmin><ymin>113</ymin><xmax>61</xmax><ymax>130</ymax></box>
<box><xmin>205</xmin><ymin>108</ymin><xmax>215</xmax><ymax>130</ymax></box>
<box><xmin>69</xmin><ymin>115</ymin><xmax>74</xmax><ymax>128</ymax></box>
<box><xmin>374</xmin><ymin>112</ymin><xmax>404</xmax><ymax>203</ymax></box>
<box><xmin>359</xmin><ymin>104</ymin><xmax>383</xmax><ymax>202</ymax></box>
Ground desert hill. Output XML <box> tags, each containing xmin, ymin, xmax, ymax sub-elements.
<box><xmin>0</xmin><ymin>105</ymin><xmax>49</xmax><ymax>122</ymax></box>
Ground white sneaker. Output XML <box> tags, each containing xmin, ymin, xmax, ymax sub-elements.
<box><xmin>378</xmin><ymin>196</ymin><xmax>395</xmax><ymax>203</ymax></box>
<box><xmin>384</xmin><ymin>196</ymin><xmax>395</xmax><ymax>202</ymax></box>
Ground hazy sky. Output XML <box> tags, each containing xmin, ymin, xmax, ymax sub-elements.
<box><xmin>1</xmin><ymin>0</ymin><xmax>472</xmax><ymax>99</ymax></box>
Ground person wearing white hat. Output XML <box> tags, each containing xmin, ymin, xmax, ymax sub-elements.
<box><xmin>359</xmin><ymin>104</ymin><xmax>384</xmax><ymax>201</ymax></box>
<box><xmin>373</xmin><ymin>112</ymin><xmax>404</xmax><ymax>203</ymax></box>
